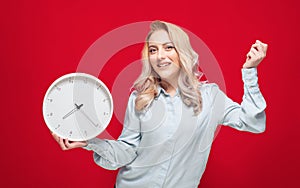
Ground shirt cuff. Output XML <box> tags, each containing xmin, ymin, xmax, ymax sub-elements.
<box><xmin>82</xmin><ymin>138</ymin><xmax>108</xmax><ymax>151</ymax></box>
<box><xmin>242</xmin><ymin>67</ymin><xmax>258</xmax><ymax>86</ymax></box>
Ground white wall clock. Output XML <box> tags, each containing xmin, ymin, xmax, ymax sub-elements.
<box><xmin>43</xmin><ymin>73</ymin><xmax>113</xmax><ymax>141</ymax></box>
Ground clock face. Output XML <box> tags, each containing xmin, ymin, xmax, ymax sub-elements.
<box><xmin>43</xmin><ymin>73</ymin><xmax>113</xmax><ymax>141</ymax></box>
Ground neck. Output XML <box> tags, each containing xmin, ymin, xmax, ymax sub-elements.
<box><xmin>160</xmin><ymin>80</ymin><xmax>178</xmax><ymax>97</ymax></box>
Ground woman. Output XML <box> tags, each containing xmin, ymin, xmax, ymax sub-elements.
<box><xmin>52</xmin><ymin>20</ymin><xmax>268</xmax><ymax>188</ymax></box>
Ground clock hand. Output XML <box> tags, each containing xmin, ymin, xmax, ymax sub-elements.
<box><xmin>75</xmin><ymin>103</ymin><xmax>83</xmax><ymax>109</ymax></box>
<box><xmin>62</xmin><ymin>108</ymin><xmax>77</xmax><ymax>119</ymax></box>
<box><xmin>62</xmin><ymin>103</ymin><xmax>83</xmax><ymax>120</ymax></box>
<box><xmin>78</xmin><ymin>108</ymin><xmax>99</xmax><ymax>128</ymax></box>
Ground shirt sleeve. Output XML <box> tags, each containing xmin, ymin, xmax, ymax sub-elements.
<box><xmin>83</xmin><ymin>92</ymin><xmax>141</xmax><ymax>170</ymax></box>
<box><xmin>212</xmin><ymin>68</ymin><xmax>267</xmax><ymax>133</ymax></box>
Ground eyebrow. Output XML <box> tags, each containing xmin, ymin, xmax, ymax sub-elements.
<box><xmin>148</xmin><ymin>42</ymin><xmax>174</xmax><ymax>48</ymax></box>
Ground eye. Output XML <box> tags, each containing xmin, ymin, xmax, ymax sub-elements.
<box><xmin>165</xmin><ymin>45</ymin><xmax>175</xmax><ymax>51</ymax></box>
<box><xmin>149</xmin><ymin>48</ymin><xmax>157</xmax><ymax>54</ymax></box>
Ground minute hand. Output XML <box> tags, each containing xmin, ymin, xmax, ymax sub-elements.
<box><xmin>79</xmin><ymin>109</ymin><xmax>99</xmax><ymax>128</ymax></box>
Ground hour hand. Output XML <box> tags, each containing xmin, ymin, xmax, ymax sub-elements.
<box><xmin>75</xmin><ymin>103</ymin><xmax>83</xmax><ymax>109</ymax></box>
<box><xmin>62</xmin><ymin>103</ymin><xmax>83</xmax><ymax>119</ymax></box>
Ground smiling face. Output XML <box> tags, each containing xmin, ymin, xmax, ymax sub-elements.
<box><xmin>148</xmin><ymin>30</ymin><xmax>181</xmax><ymax>88</ymax></box>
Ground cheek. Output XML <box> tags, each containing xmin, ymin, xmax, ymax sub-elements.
<box><xmin>149</xmin><ymin>56</ymin><xmax>157</xmax><ymax>65</ymax></box>
<box><xmin>170</xmin><ymin>53</ymin><xmax>180</xmax><ymax>67</ymax></box>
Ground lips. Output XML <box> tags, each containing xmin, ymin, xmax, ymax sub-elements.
<box><xmin>157</xmin><ymin>62</ymin><xmax>171</xmax><ymax>67</ymax></box>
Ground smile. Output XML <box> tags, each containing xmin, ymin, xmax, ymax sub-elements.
<box><xmin>157</xmin><ymin>62</ymin><xmax>171</xmax><ymax>67</ymax></box>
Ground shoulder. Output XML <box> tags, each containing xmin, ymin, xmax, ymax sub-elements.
<box><xmin>122</xmin><ymin>90</ymin><xmax>139</xmax><ymax>115</ymax></box>
<box><xmin>200</xmin><ymin>82</ymin><xmax>221</xmax><ymax>96</ymax></box>
<box><xmin>199</xmin><ymin>82</ymin><xmax>227</xmax><ymax>107</ymax></box>
<box><xmin>129</xmin><ymin>90</ymin><xmax>138</xmax><ymax>98</ymax></box>
<box><xmin>127</xmin><ymin>90</ymin><xmax>138</xmax><ymax>105</ymax></box>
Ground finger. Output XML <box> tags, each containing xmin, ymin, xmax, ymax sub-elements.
<box><xmin>246</xmin><ymin>50</ymin><xmax>252</xmax><ymax>57</ymax></box>
<box><xmin>254</xmin><ymin>46</ymin><xmax>264</xmax><ymax>59</ymax></box>
<box><xmin>256</xmin><ymin>43</ymin><xmax>263</xmax><ymax>53</ymax></box>
<box><xmin>64</xmin><ymin>139</ymin><xmax>81</xmax><ymax>149</ymax></box>
<box><xmin>59</xmin><ymin>137</ymin><xmax>67</xmax><ymax>150</ymax></box>
<box><xmin>252</xmin><ymin>43</ymin><xmax>259</xmax><ymax>48</ymax></box>
<box><xmin>51</xmin><ymin>133</ymin><xmax>60</xmax><ymax>143</ymax></box>
<box><xmin>251</xmin><ymin>44</ymin><xmax>263</xmax><ymax>55</ymax></box>
<box><xmin>64</xmin><ymin>138</ymin><xmax>71</xmax><ymax>149</ymax></box>
<box><xmin>256</xmin><ymin>40</ymin><xmax>268</xmax><ymax>53</ymax></box>
<box><xmin>256</xmin><ymin>39</ymin><xmax>263</xmax><ymax>44</ymax></box>
<box><xmin>261</xmin><ymin>43</ymin><xmax>268</xmax><ymax>54</ymax></box>
<box><xmin>247</xmin><ymin>44</ymin><xmax>258</xmax><ymax>57</ymax></box>
<box><xmin>256</xmin><ymin>39</ymin><xmax>266</xmax><ymax>46</ymax></box>
<box><xmin>254</xmin><ymin>42</ymin><xmax>267</xmax><ymax>57</ymax></box>
<box><xmin>68</xmin><ymin>140</ymin><xmax>87</xmax><ymax>148</ymax></box>
<box><xmin>246</xmin><ymin>52</ymin><xmax>253</xmax><ymax>61</ymax></box>
<box><xmin>75</xmin><ymin>141</ymin><xmax>88</xmax><ymax>148</ymax></box>
<box><xmin>250</xmin><ymin>48</ymin><xmax>259</xmax><ymax>56</ymax></box>
<box><xmin>246</xmin><ymin>52</ymin><xmax>250</xmax><ymax>59</ymax></box>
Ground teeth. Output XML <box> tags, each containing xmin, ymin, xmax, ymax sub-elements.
<box><xmin>158</xmin><ymin>62</ymin><xmax>171</xmax><ymax>67</ymax></box>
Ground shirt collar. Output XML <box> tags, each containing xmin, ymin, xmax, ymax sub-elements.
<box><xmin>156</xmin><ymin>85</ymin><xmax>180</xmax><ymax>98</ymax></box>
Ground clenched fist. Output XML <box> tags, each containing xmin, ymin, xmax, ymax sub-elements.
<box><xmin>243</xmin><ymin>40</ymin><xmax>268</xmax><ymax>68</ymax></box>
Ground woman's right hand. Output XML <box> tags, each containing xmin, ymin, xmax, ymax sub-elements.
<box><xmin>51</xmin><ymin>132</ymin><xmax>88</xmax><ymax>151</ymax></box>
<box><xmin>243</xmin><ymin>40</ymin><xmax>268</xmax><ymax>69</ymax></box>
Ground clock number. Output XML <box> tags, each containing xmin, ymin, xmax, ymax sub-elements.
<box><xmin>68</xmin><ymin>77</ymin><xmax>74</xmax><ymax>83</ymax></box>
<box><xmin>54</xmin><ymin>85</ymin><xmax>61</xmax><ymax>91</ymax></box>
<box><xmin>69</xmin><ymin>130</ymin><xmax>73</xmax><ymax>137</ymax></box>
<box><xmin>104</xmin><ymin>112</ymin><xmax>109</xmax><ymax>116</ymax></box>
<box><xmin>47</xmin><ymin>112</ymin><xmax>53</xmax><ymax>117</ymax></box>
<box><xmin>83</xmin><ymin>78</ymin><xmax>88</xmax><ymax>84</ymax></box>
<box><xmin>55</xmin><ymin>124</ymin><xmax>61</xmax><ymax>130</ymax></box>
<box><xmin>102</xmin><ymin>98</ymin><xmax>108</xmax><ymax>102</ymax></box>
<box><xmin>97</xmin><ymin>84</ymin><xmax>102</xmax><ymax>90</ymax></box>
<box><xmin>84</xmin><ymin>130</ymin><xmax>88</xmax><ymax>137</ymax></box>
<box><xmin>47</xmin><ymin>98</ymin><xmax>53</xmax><ymax>102</ymax></box>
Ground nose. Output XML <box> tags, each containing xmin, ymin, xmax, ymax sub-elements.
<box><xmin>158</xmin><ymin>48</ymin><xmax>166</xmax><ymax>60</ymax></box>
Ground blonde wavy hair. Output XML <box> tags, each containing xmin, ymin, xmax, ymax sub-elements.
<box><xmin>133</xmin><ymin>20</ymin><xmax>203</xmax><ymax>115</ymax></box>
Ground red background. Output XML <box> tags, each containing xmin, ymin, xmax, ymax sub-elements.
<box><xmin>1</xmin><ymin>0</ymin><xmax>299</xmax><ymax>187</ymax></box>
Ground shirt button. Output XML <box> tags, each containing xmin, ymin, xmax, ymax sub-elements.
<box><xmin>238</xmin><ymin>122</ymin><xmax>243</xmax><ymax>127</ymax></box>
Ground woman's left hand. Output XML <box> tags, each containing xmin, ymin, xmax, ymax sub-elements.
<box><xmin>51</xmin><ymin>132</ymin><xmax>88</xmax><ymax>151</ymax></box>
<box><xmin>243</xmin><ymin>40</ymin><xmax>268</xmax><ymax>68</ymax></box>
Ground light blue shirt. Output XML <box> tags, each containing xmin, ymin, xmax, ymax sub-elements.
<box><xmin>84</xmin><ymin>68</ymin><xmax>266</xmax><ymax>188</ymax></box>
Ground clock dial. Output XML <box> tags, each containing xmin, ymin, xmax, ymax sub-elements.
<box><xmin>43</xmin><ymin>73</ymin><xmax>113</xmax><ymax>141</ymax></box>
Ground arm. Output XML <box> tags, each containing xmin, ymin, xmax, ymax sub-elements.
<box><xmin>83</xmin><ymin>92</ymin><xmax>141</xmax><ymax>170</ymax></box>
<box><xmin>52</xmin><ymin>92</ymin><xmax>141</xmax><ymax>170</ymax></box>
<box><xmin>215</xmin><ymin>68</ymin><xmax>267</xmax><ymax>133</ymax></box>
<box><xmin>216</xmin><ymin>40</ymin><xmax>268</xmax><ymax>133</ymax></box>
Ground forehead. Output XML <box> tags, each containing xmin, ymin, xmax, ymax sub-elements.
<box><xmin>148</xmin><ymin>30</ymin><xmax>172</xmax><ymax>44</ymax></box>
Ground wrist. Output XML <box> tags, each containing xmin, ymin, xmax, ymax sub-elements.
<box><xmin>243</xmin><ymin>64</ymin><xmax>257</xmax><ymax>69</ymax></box>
